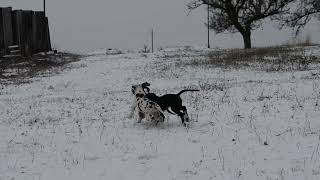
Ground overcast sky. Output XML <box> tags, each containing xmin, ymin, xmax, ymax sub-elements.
<box><xmin>1</xmin><ymin>0</ymin><xmax>320</xmax><ymax>53</ymax></box>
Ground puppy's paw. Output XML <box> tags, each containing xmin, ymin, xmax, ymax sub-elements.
<box><xmin>155</xmin><ymin>120</ymin><xmax>160</xmax><ymax>126</ymax></box>
<box><xmin>182</xmin><ymin>122</ymin><xmax>187</xmax><ymax>127</ymax></box>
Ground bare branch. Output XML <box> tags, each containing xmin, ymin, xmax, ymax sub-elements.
<box><xmin>278</xmin><ymin>0</ymin><xmax>320</xmax><ymax>36</ymax></box>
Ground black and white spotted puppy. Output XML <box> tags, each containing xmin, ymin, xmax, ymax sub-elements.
<box><xmin>130</xmin><ymin>82</ymin><xmax>165</xmax><ymax>124</ymax></box>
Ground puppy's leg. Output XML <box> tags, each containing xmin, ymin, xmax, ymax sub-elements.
<box><xmin>137</xmin><ymin>111</ymin><xmax>144</xmax><ymax>123</ymax></box>
<box><xmin>158</xmin><ymin>112</ymin><xmax>165</xmax><ymax>123</ymax></box>
<box><xmin>154</xmin><ymin>112</ymin><xmax>165</xmax><ymax>125</ymax></box>
<box><xmin>171</xmin><ymin>106</ymin><xmax>187</xmax><ymax>126</ymax></box>
<box><xmin>181</xmin><ymin>106</ymin><xmax>190</xmax><ymax>122</ymax></box>
<box><xmin>128</xmin><ymin>103</ymin><xmax>137</xmax><ymax>119</ymax></box>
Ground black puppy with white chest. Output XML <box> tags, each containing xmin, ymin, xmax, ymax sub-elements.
<box><xmin>145</xmin><ymin>89</ymin><xmax>199</xmax><ymax>125</ymax></box>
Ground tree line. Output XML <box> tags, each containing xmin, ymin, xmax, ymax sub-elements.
<box><xmin>188</xmin><ymin>0</ymin><xmax>320</xmax><ymax>49</ymax></box>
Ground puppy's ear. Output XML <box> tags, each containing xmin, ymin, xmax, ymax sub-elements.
<box><xmin>142</xmin><ymin>82</ymin><xmax>150</xmax><ymax>87</ymax></box>
<box><xmin>142</xmin><ymin>82</ymin><xmax>150</xmax><ymax>93</ymax></box>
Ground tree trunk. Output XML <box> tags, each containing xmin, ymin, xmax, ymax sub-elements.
<box><xmin>241</xmin><ymin>30</ymin><xmax>252</xmax><ymax>49</ymax></box>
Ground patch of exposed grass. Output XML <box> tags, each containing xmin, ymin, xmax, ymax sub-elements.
<box><xmin>183</xmin><ymin>45</ymin><xmax>320</xmax><ymax>71</ymax></box>
<box><xmin>0</xmin><ymin>52</ymin><xmax>82</xmax><ymax>85</ymax></box>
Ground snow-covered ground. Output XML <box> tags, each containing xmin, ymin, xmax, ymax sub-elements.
<box><xmin>1</xmin><ymin>46</ymin><xmax>320</xmax><ymax>180</ymax></box>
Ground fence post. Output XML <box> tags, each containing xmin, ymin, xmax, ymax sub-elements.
<box><xmin>3</xmin><ymin>7</ymin><xmax>13</xmax><ymax>49</ymax></box>
<box><xmin>21</xmin><ymin>10</ymin><xmax>33</xmax><ymax>57</ymax></box>
<box><xmin>45</xmin><ymin>17</ymin><xmax>51</xmax><ymax>51</ymax></box>
<box><xmin>32</xmin><ymin>11</ymin><xmax>38</xmax><ymax>54</ymax></box>
<box><xmin>0</xmin><ymin>7</ymin><xmax>13</xmax><ymax>56</ymax></box>
<box><xmin>12</xmin><ymin>10</ymin><xmax>23</xmax><ymax>53</ymax></box>
<box><xmin>0</xmin><ymin>8</ymin><xmax>4</xmax><ymax>56</ymax></box>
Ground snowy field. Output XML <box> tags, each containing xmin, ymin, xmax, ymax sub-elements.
<box><xmin>1</xmin><ymin>46</ymin><xmax>320</xmax><ymax>180</ymax></box>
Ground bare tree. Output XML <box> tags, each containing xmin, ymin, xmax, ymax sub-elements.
<box><xmin>188</xmin><ymin>0</ymin><xmax>295</xmax><ymax>49</ymax></box>
<box><xmin>279</xmin><ymin>0</ymin><xmax>320</xmax><ymax>35</ymax></box>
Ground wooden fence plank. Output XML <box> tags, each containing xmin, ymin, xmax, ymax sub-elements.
<box><xmin>12</xmin><ymin>10</ymin><xmax>22</xmax><ymax>48</ymax></box>
<box><xmin>21</xmin><ymin>10</ymin><xmax>33</xmax><ymax>57</ymax></box>
<box><xmin>32</xmin><ymin>11</ymin><xmax>39</xmax><ymax>53</ymax></box>
<box><xmin>45</xmin><ymin>17</ymin><xmax>52</xmax><ymax>51</ymax></box>
<box><xmin>0</xmin><ymin>8</ymin><xmax>4</xmax><ymax>56</ymax></box>
<box><xmin>0</xmin><ymin>7</ymin><xmax>14</xmax><ymax>56</ymax></box>
<box><xmin>2</xmin><ymin>7</ymin><xmax>13</xmax><ymax>49</ymax></box>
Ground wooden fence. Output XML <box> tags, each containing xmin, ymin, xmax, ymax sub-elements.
<box><xmin>0</xmin><ymin>7</ymin><xmax>51</xmax><ymax>57</ymax></box>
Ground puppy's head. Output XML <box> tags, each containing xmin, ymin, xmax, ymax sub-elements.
<box><xmin>131</xmin><ymin>82</ymin><xmax>150</xmax><ymax>97</ymax></box>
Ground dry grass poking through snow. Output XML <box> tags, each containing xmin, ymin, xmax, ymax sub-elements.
<box><xmin>183</xmin><ymin>45</ymin><xmax>320</xmax><ymax>71</ymax></box>
<box><xmin>0</xmin><ymin>52</ymin><xmax>82</xmax><ymax>85</ymax></box>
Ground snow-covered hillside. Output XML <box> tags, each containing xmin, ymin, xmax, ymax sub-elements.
<box><xmin>1</xmin><ymin>46</ymin><xmax>320</xmax><ymax>180</ymax></box>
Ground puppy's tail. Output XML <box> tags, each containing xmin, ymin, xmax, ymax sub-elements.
<box><xmin>177</xmin><ymin>89</ymin><xmax>200</xmax><ymax>96</ymax></box>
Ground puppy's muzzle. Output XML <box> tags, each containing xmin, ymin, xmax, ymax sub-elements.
<box><xmin>131</xmin><ymin>86</ymin><xmax>135</xmax><ymax>94</ymax></box>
